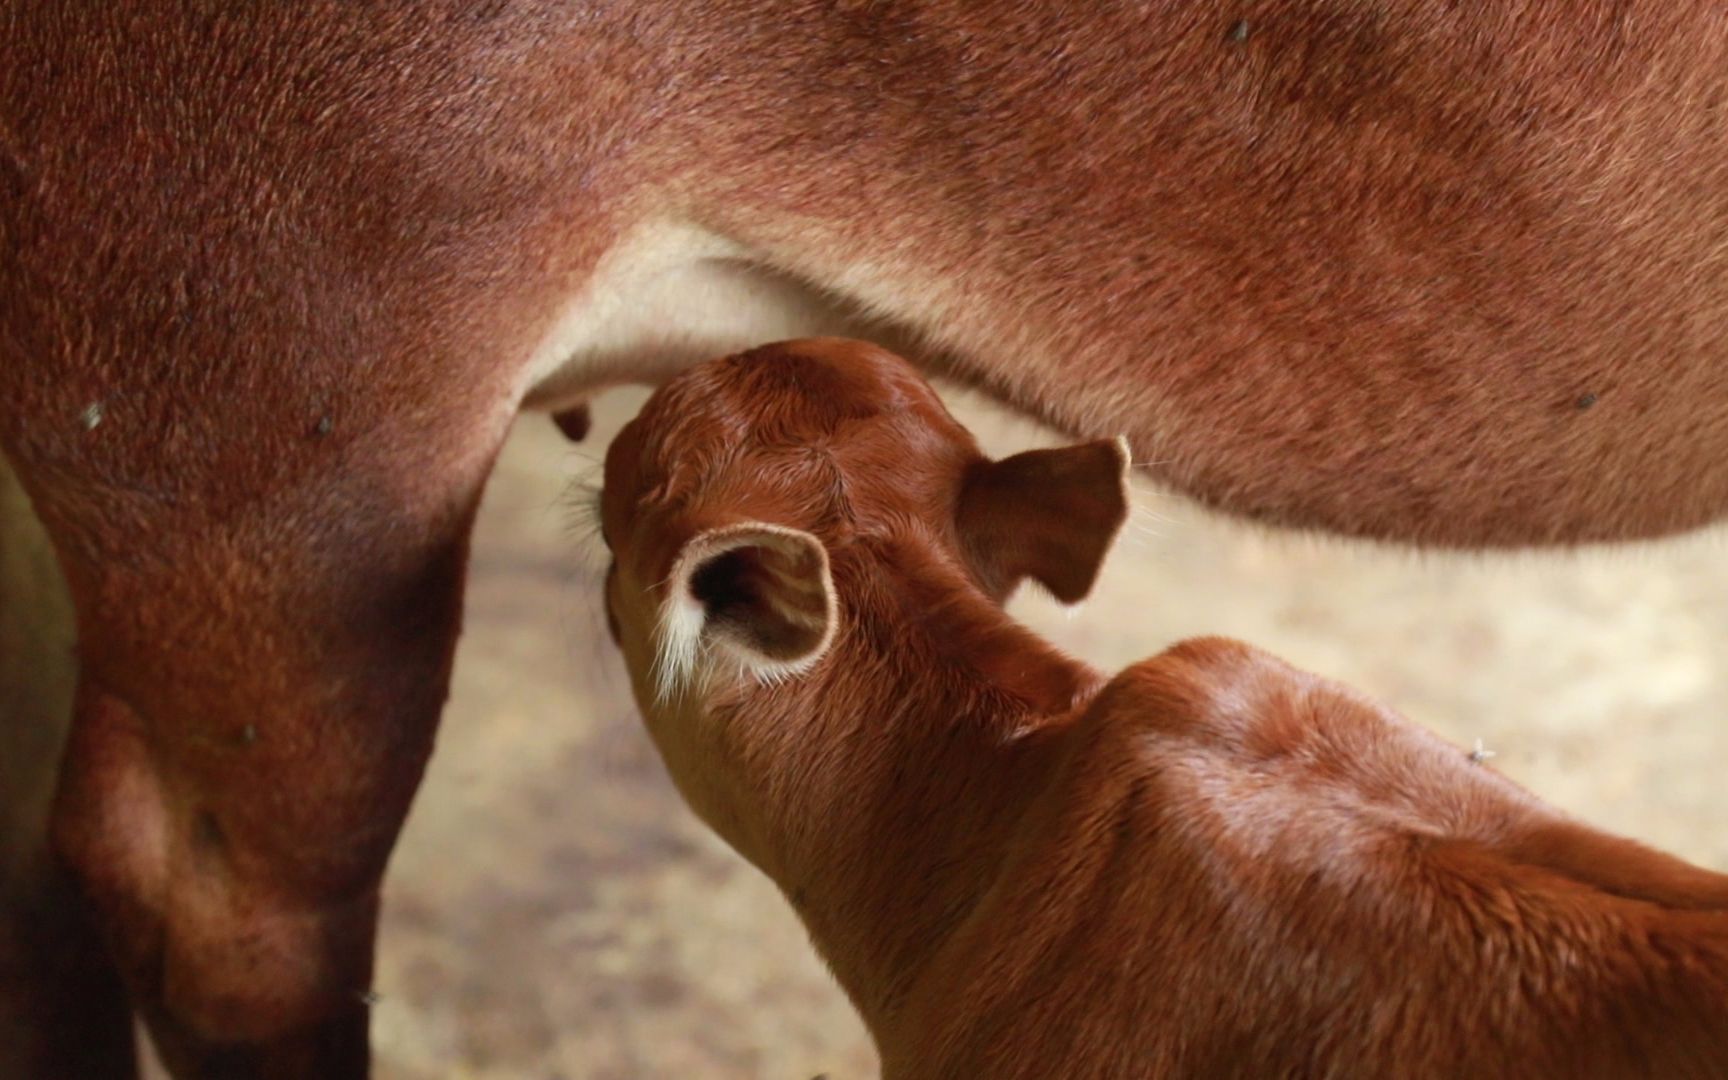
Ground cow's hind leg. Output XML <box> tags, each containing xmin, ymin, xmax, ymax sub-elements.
<box><xmin>0</xmin><ymin>456</ymin><xmax>135</xmax><ymax>1079</ymax></box>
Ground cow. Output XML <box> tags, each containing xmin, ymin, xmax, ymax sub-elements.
<box><xmin>598</xmin><ymin>338</ymin><xmax>1728</xmax><ymax>1079</ymax></box>
<box><xmin>3</xmin><ymin>3</ymin><xmax>1727</xmax><ymax>1074</ymax></box>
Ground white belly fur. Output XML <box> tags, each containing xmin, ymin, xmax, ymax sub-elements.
<box><xmin>518</xmin><ymin>220</ymin><xmax>865</xmax><ymax>412</ymax></box>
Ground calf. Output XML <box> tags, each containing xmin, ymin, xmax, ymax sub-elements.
<box><xmin>598</xmin><ymin>338</ymin><xmax>1728</xmax><ymax>1079</ymax></box>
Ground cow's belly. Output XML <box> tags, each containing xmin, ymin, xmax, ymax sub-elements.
<box><xmin>518</xmin><ymin>221</ymin><xmax>868</xmax><ymax>414</ymax></box>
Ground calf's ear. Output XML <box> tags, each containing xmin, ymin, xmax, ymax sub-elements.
<box><xmin>657</xmin><ymin>523</ymin><xmax>837</xmax><ymax>691</ymax></box>
<box><xmin>956</xmin><ymin>436</ymin><xmax>1131</xmax><ymax>604</ymax></box>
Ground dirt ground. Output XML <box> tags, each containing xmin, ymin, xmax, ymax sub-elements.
<box><xmin>332</xmin><ymin>381</ymin><xmax>1728</xmax><ymax>1079</ymax></box>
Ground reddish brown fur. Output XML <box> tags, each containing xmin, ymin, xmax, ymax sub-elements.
<box><xmin>4</xmin><ymin>3</ymin><xmax>1728</xmax><ymax>1071</ymax></box>
<box><xmin>602</xmin><ymin>340</ymin><xmax>1728</xmax><ymax>1079</ymax></box>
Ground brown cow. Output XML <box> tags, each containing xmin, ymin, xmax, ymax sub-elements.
<box><xmin>599</xmin><ymin>339</ymin><xmax>1728</xmax><ymax>1079</ymax></box>
<box><xmin>5</xmin><ymin>3</ymin><xmax>1728</xmax><ymax>1073</ymax></box>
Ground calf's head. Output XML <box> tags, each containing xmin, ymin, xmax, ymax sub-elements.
<box><xmin>597</xmin><ymin>338</ymin><xmax>1130</xmax><ymax>867</ymax></box>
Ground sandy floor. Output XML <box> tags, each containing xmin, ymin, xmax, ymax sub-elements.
<box><xmin>343</xmin><ymin>382</ymin><xmax>1728</xmax><ymax>1078</ymax></box>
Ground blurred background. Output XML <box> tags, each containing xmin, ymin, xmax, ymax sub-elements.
<box><xmin>353</xmin><ymin>382</ymin><xmax>1727</xmax><ymax>1079</ymax></box>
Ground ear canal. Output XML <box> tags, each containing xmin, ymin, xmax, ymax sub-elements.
<box><xmin>663</xmin><ymin>523</ymin><xmax>837</xmax><ymax>686</ymax></box>
<box><xmin>956</xmin><ymin>436</ymin><xmax>1132</xmax><ymax>604</ymax></box>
